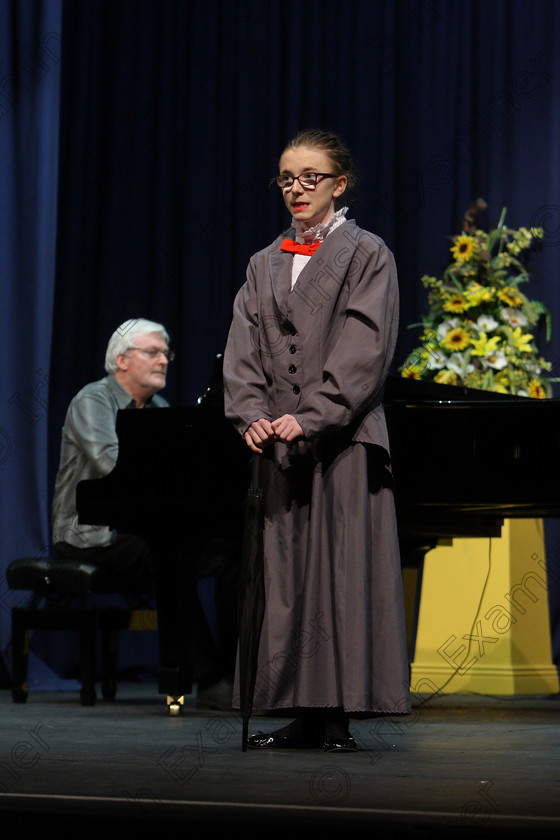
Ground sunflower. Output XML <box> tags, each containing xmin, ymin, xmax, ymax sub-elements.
<box><xmin>441</xmin><ymin>327</ymin><xmax>471</xmax><ymax>351</ymax></box>
<box><xmin>498</xmin><ymin>287</ymin><xmax>524</xmax><ymax>307</ymax></box>
<box><xmin>450</xmin><ymin>234</ymin><xmax>477</xmax><ymax>263</ymax></box>
<box><xmin>399</xmin><ymin>205</ymin><xmax>553</xmax><ymax>399</ymax></box>
<box><xmin>528</xmin><ymin>379</ymin><xmax>546</xmax><ymax>399</ymax></box>
<box><xmin>443</xmin><ymin>294</ymin><xmax>468</xmax><ymax>313</ymax></box>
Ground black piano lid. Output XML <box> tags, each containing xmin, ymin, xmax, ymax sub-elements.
<box><xmin>384</xmin><ymin>373</ymin><xmax>560</xmax><ymax>519</ymax></box>
<box><xmin>383</xmin><ymin>374</ymin><xmax>535</xmax><ymax>405</ymax></box>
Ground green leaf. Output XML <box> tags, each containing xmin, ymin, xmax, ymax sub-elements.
<box><xmin>486</xmin><ymin>207</ymin><xmax>508</xmax><ymax>253</ymax></box>
<box><xmin>532</xmin><ymin>300</ymin><xmax>552</xmax><ymax>341</ymax></box>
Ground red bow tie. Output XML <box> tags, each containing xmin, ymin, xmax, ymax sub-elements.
<box><xmin>280</xmin><ymin>238</ymin><xmax>322</xmax><ymax>256</ymax></box>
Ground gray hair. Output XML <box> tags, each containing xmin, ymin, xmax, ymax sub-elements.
<box><xmin>105</xmin><ymin>318</ymin><xmax>170</xmax><ymax>373</ymax></box>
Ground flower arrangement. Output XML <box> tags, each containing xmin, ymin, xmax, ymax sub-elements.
<box><xmin>400</xmin><ymin>200</ymin><xmax>553</xmax><ymax>398</ymax></box>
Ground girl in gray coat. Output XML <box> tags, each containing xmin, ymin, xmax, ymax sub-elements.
<box><xmin>223</xmin><ymin>129</ymin><xmax>410</xmax><ymax>752</ymax></box>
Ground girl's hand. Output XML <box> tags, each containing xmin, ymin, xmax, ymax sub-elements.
<box><xmin>271</xmin><ymin>414</ymin><xmax>303</xmax><ymax>443</ymax></box>
<box><xmin>244</xmin><ymin>418</ymin><xmax>276</xmax><ymax>453</ymax></box>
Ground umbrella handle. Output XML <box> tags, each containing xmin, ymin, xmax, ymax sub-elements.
<box><xmin>250</xmin><ymin>454</ymin><xmax>261</xmax><ymax>490</ymax></box>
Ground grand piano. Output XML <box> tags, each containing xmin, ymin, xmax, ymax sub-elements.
<box><xmin>384</xmin><ymin>375</ymin><xmax>560</xmax><ymax>567</ymax></box>
<box><xmin>76</xmin><ymin>361</ymin><xmax>249</xmax><ymax>709</ymax></box>
<box><xmin>76</xmin><ymin>359</ymin><xmax>560</xmax><ymax>706</ymax></box>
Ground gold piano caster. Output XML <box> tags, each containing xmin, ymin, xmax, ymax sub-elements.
<box><xmin>166</xmin><ymin>695</ymin><xmax>184</xmax><ymax>716</ymax></box>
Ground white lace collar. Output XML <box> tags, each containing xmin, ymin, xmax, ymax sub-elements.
<box><xmin>292</xmin><ymin>206</ymin><xmax>348</xmax><ymax>243</ymax></box>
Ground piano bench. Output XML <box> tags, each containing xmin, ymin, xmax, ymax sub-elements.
<box><xmin>6</xmin><ymin>557</ymin><xmax>157</xmax><ymax>707</ymax></box>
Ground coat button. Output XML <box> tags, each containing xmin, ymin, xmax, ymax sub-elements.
<box><xmin>289</xmin><ymin>345</ymin><xmax>297</xmax><ymax>354</ymax></box>
<box><xmin>293</xmin><ymin>385</ymin><xmax>300</xmax><ymax>395</ymax></box>
<box><xmin>288</xmin><ymin>365</ymin><xmax>297</xmax><ymax>374</ymax></box>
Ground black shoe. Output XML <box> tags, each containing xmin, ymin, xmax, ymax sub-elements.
<box><xmin>247</xmin><ymin>730</ymin><xmax>305</xmax><ymax>749</ymax></box>
<box><xmin>322</xmin><ymin>735</ymin><xmax>358</xmax><ymax>753</ymax></box>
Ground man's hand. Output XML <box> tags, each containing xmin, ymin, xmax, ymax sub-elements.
<box><xmin>244</xmin><ymin>418</ymin><xmax>276</xmax><ymax>453</ymax></box>
<box><xmin>271</xmin><ymin>414</ymin><xmax>303</xmax><ymax>443</ymax></box>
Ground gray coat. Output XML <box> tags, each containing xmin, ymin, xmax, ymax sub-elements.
<box><xmin>224</xmin><ymin>220</ymin><xmax>398</xmax><ymax>465</ymax></box>
<box><xmin>224</xmin><ymin>220</ymin><xmax>410</xmax><ymax>717</ymax></box>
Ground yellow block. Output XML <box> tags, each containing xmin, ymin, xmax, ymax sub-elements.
<box><xmin>409</xmin><ymin>518</ymin><xmax>559</xmax><ymax>695</ymax></box>
<box><xmin>127</xmin><ymin>609</ymin><xmax>158</xmax><ymax>631</ymax></box>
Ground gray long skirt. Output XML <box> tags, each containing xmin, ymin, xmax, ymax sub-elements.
<box><xmin>234</xmin><ymin>441</ymin><xmax>411</xmax><ymax>716</ymax></box>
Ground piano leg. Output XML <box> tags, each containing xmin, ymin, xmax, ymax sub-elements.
<box><xmin>399</xmin><ymin>535</ymin><xmax>438</xmax><ymax>663</ymax></box>
<box><xmin>152</xmin><ymin>541</ymin><xmax>196</xmax><ymax>712</ymax></box>
<box><xmin>166</xmin><ymin>695</ymin><xmax>184</xmax><ymax>716</ymax></box>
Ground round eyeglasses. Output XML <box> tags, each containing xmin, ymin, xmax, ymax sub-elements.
<box><xmin>275</xmin><ymin>172</ymin><xmax>337</xmax><ymax>190</ymax></box>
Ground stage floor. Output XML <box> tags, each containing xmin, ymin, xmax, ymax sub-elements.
<box><xmin>1</xmin><ymin>682</ymin><xmax>559</xmax><ymax>839</ymax></box>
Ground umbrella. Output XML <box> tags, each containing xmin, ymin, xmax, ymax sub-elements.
<box><xmin>237</xmin><ymin>454</ymin><xmax>266</xmax><ymax>751</ymax></box>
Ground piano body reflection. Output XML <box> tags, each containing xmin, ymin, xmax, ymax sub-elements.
<box><xmin>76</xmin><ymin>362</ymin><xmax>560</xmax><ymax>704</ymax></box>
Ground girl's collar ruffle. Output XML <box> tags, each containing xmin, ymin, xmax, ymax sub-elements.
<box><xmin>292</xmin><ymin>206</ymin><xmax>348</xmax><ymax>243</ymax></box>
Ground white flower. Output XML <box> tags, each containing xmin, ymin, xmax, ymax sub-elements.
<box><xmin>475</xmin><ymin>314</ymin><xmax>499</xmax><ymax>332</ymax></box>
<box><xmin>446</xmin><ymin>353</ymin><xmax>474</xmax><ymax>376</ymax></box>
<box><xmin>436</xmin><ymin>319</ymin><xmax>459</xmax><ymax>339</ymax></box>
<box><xmin>524</xmin><ymin>359</ymin><xmax>542</xmax><ymax>374</ymax></box>
<box><xmin>485</xmin><ymin>351</ymin><xmax>508</xmax><ymax>370</ymax></box>
<box><xmin>426</xmin><ymin>348</ymin><xmax>447</xmax><ymax>370</ymax></box>
<box><xmin>501</xmin><ymin>307</ymin><xmax>528</xmax><ymax>327</ymax></box>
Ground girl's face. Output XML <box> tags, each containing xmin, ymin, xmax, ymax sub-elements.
<box><xmin>278</xmin><ymin>145</ymin><xmax>347</xmax><ymax>230</ymax></box>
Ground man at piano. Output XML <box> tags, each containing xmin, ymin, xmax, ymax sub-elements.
<box><xmin>51</xmin><ymin>317</ymin><xmax>234</xmax><ymax>710</ymax></box>
<box><xmin>52</xmin><ymin>318</ymin><xmax>171</xmax><ymax>584</ymax></box>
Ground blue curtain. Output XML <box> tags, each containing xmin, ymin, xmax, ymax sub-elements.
<box><xmin>0</xmin><ymin>0</ymin><xmax>63</xmax><ymax>685</ymax></box>
<box><xmin>2</xmin><ymin>0</ymin><xmax>560</xmax><ymax>687</ymax></box>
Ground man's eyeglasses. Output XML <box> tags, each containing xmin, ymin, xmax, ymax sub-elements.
<box><xmin>130</xmin><ymin>347</ymin><xmax>175</xmax><ymax>361</ymax></box>
<box><xmin>275</xmin><ymin>172</ymin><xmax>337</xmax><ymax>190</ymax></box>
